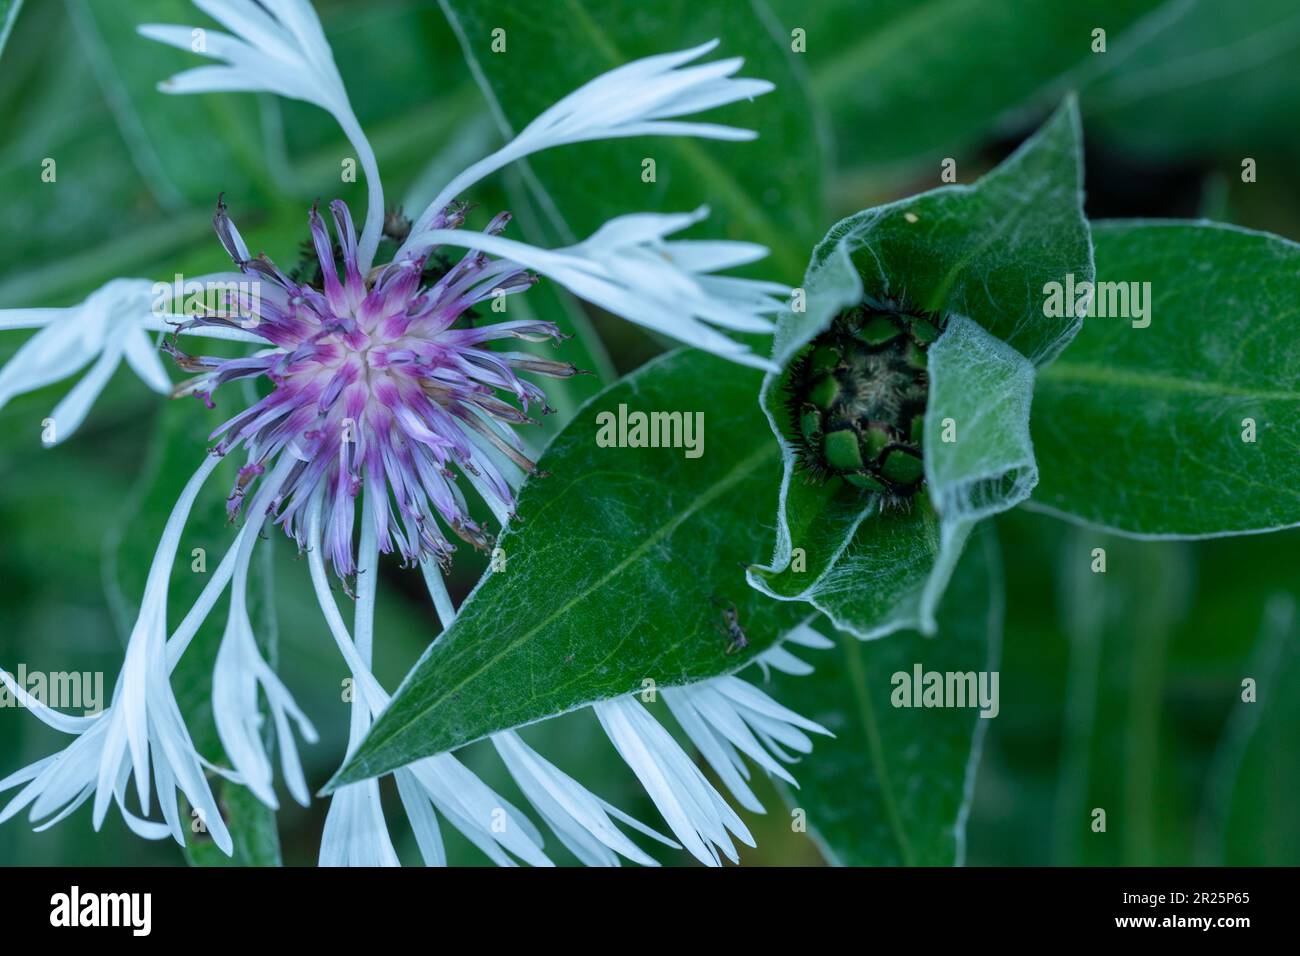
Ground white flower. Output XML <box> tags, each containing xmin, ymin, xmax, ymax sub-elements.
<box><xmin>493</xmin><ymin>730</ymin><xmax>677</xmax><ymax>867</ymax></box>
<box><xmin>139</xmin><ymin>0</ymin><xmax>781</xmax><ymax>366</ymax></box>
<box><xmin>0</xmin><ymin>274</ymin><xmax>267</xmax><ymax>446</ymax></box>
<box><xmin>753</xmin><ymin>620</ymin><xmax>834</xmax><ymax>678</ymax></box>
<box><xmin>0</xmin><ymin>280</ymin><xmax>169</xmax><ymax>445</ymax></box>
<box><xmin>407</xmin><ymin>208</ymin><xmax>788</xmax><ymax>370</ymax></box>
<box><xmin>1</xmin><ymin>451</ymin><xmax>319</xmax><ymax>849</ymax></box>
<box><xmin>0</xmin><ymin>0</ymin><xmax>828</xmax><ymax>866</ymax></box>
<box><xmin>139</xmin><ymin>0</ymin><xmax>385</xmax><ymax>270</ymax></box>
<box><xmin>306</xmin><ymin>492</ymin><xmax>696</xmax><ymax>868</ymax></box>
<box><xmin>2</xmin><ymin>455</ymin><xmax>232</xmax><ymax>850</ymax></box>
<box><xmin>595</xmin><ymin>695</ymin><xmax>754</xmax><ymax>866</ymax></box>
<box><xmin>310</xmin><ymin>497</ymin><xmax>557</xmax><ymax>866</ymax></box>
<box><xmin>594</xmin><ymin>630</ymin><xmax>831</xmax><ymax>865</ymax></box>
<box><xmin>209</xmin><ymin>454</ymin><xmax>317</xmax><ymax>810</ymax></box>
<box><xmin>319</xmin><ymin>779</ymin><xmax>400</xmax><ymax>867</ymax></box>
<box><xmin>664</xmin><ymin>674</ymin><xmax>831</xmax><ymax>812</ymax></box>
<box><xmin>405</xmin><ymin>38</ymin><xmax>773</xmax><ymax>241</ymax></box>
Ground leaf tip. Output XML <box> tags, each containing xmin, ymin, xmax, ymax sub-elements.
<box><xmin>318</xmin><ymin>764</ymin><xmax>354</xmax><ymax>796</ymax></box>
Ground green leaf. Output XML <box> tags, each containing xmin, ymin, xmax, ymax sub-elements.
<box><xmin>0</xmin><ymin>0</ymin><xmax>485</xmax><ymax>307</ymax></box>
<box><xmin>70</xmin><ymin>0</ymin><xmax>270</xmax><ymax>208</ymax></box>
<box><xmin>329</xmin><ymin>349</ymin><xmax>812</xmax><ymax>787</ymax></box>
<box><xmin>749</xmin><ymin>100</ymin><xmax>1085</xmax><ymax>639</ymax></box>
<box><xmin>1031</xmin><ymin>220</ymin><xmax>1300</xmax><ymax>537</ymax></box>
<box><xmin>771</xmin><ymin>0</ymin><xmax>1160</xmax><ymax>176</ymax></box>
<box><xmin>439</xmin><ymin>0</ymin><xmax>826</xmax><ymax>281</ymax></box>
<box><xmin>827</xmin><ymin>98</ymin><xmax>1091</xmax><ymax>366</ymax></box>
<box><xmin>1084</xmin><ymin>0</ymin><xmax>1300</xmax><ymax>160</ymax></box>
<box><xmin>772</xmin><ymin>527</ymin><xmax>1003</xmax><ymax>865</ymax></box>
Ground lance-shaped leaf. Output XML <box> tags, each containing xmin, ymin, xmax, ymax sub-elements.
<box><xmin>329</xmin><ymin>350</ymin><xmax>811</xmax><ymax>787</ymax></box>
<box><xmin>771</xmin><ymin>527</ymin><xmax>1004</xmax><ymax>866</ymax></box>
<box><xmin>748</xmin><ymin>100</ymin><xmax>1084</xmax><ymax>638</ymax></box>
<box><xmin>1031</xmin><ymin>221</ymin><xmax>1300</xmax><ymax>537</ymax></box>
<box><xmin>772</xmin><ymin>0</ymin><xmax>1162</xmax><ymax>176</ymax></box>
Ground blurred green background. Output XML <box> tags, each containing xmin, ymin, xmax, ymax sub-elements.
<box><xmin>0</xmin><ymin>0</ymin><xmax>1296</xmax><ymax>866</ymax></box>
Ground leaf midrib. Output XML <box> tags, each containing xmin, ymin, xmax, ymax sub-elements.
<box><xmin>842</xmin><ymin>636</ymin><xmax>916</xmax><ymax>866</ymax></box>
<box><xmin>344</xmin><ymin>438</ymin><xmax>780</xmax><ymax>776</ymax></box>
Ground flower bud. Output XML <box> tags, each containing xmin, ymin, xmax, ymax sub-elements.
<box><xmin>783</xmin><ymin>297</ymin><xmax>945</xmax><ymax>507</ymax></box>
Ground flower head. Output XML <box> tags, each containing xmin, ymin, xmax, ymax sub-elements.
<box><xmin>0</xmin><ymin>0</ymin><xmax>830</xmax><ymax>867</ymax></box>
<box><xmin>170</xmin><ymin>196</ymin><xmax>575</xmax><ymax>579</ymax></box>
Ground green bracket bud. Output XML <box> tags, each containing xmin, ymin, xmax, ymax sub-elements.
<box><xmin>781</xmin><ymin>296</ymin><xmax>945</xmax><ymax>508</ymax></box>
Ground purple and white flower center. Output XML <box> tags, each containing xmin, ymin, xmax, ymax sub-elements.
<box><xmin>170</xmin><ymin>199</ymin><xmax>574</xmax><ymax>580</ymax></box>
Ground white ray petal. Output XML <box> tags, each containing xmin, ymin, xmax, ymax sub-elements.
<box><xmin>1</xmin><ymin>454</ymin><xmax>236</xmax><ymax>855</ymax></box>
<box><xmin>0</xmin><ymin>279</ymin><xmax>170</xmax><ymax>442</ymax></box>
<box><xmin>404</xmin><ymin>216</ymin><xmax>783</xmax><ymax>370</ymax></box>
<box><xmin>139</xmin><ymin>0</ymin><xmax>384</xmax><ymax>269</ymax></box>
<box><xmin>406</xmin><ymin>39</ymin><xmax>773</xmax><ymax>242</ymax></box>
<box><xmin>493</xmin><ymin>730</ymin><xmax>667</xmax><ymax>867</ymax></box>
